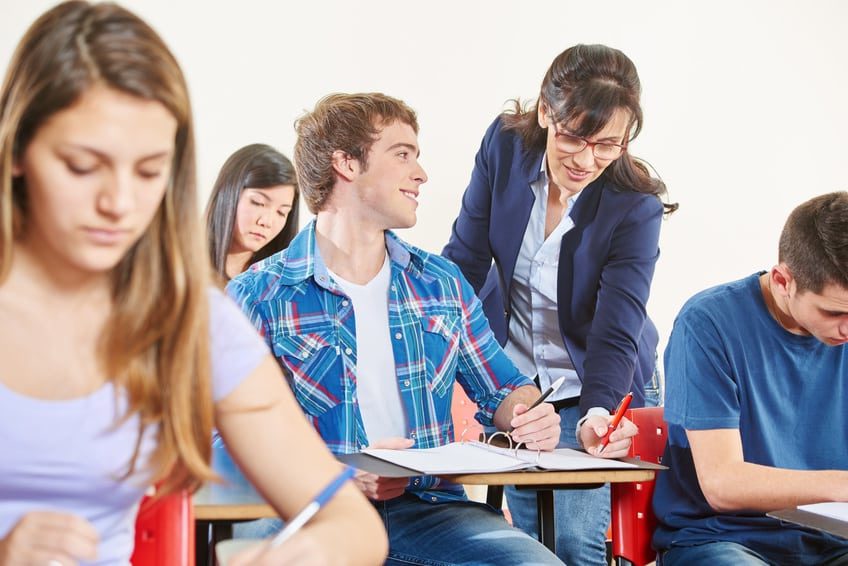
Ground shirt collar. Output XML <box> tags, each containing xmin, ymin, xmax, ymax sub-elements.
<box><xmin>535</xmin><ymin>154</ymin><xmax>581</xmax><ymax>212</ymax></box>
<box><xmin>279</xmin><ymin>220</ymin><xmax>426</xmax><ymax>288</ymax></box>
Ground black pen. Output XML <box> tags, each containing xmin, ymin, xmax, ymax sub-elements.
<box><xmin>510</xmin><ymin>376</ymin><xmax>566</xmax><ymax>432</ymax></box>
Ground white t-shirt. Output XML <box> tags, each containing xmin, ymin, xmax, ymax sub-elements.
<box><xmin>329</xmin><ymin>255</ymin><xmax>406</xmax><ymax>442</ymax></box>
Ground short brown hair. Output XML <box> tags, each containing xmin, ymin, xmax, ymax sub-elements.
<box><xmin>294</xmin><ymin>93</ymin><xmax>418</xmax><ymax>213</ymax></box>
<box><xmin>779</xmin><ymin>191</ymin><xmax>848</xmax><ymax>293</ymax></box>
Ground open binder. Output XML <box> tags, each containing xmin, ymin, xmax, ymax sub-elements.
<box><xmin>340</xmin><ymin>440</ymin><xmax>663</xmax><ymax>477</ymax></box>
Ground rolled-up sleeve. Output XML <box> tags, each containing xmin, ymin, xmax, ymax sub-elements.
<box><xmin>452</xmin><ymin>266</ymin><xmax>532</xmax><ymax>425</ymax></box>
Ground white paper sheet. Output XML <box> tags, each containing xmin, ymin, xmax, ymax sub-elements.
<box><xmin>363</xmin><ymin>441</ymin><xmax>637</xmax><ymax>475</ymax></box>
<box><xmin>364</xmin><ymin>442</ymin><xmax>529</xmax><ymax>474</ymax></box>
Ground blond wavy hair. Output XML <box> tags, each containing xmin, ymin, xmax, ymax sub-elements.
<box><xmin>0</xmin><ymin>1</ymin><xmax>215</xmax><ymax>493</ymax></box>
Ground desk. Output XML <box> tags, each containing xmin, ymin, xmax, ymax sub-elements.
<box><xmin>195</xmin><ymin>448</ymin><xmax>658</xmax><ymax>561</ymax></box>
<box><xmin>339</xmin><ymin>452</ymin><xmax>659</xmax><ymax>554</ymax></box>
<box><xmin>194</xmin><ymin>482</ymin><xmax>277</xmax><ymax>566</ymax></box>
<box><xmin>444</xmin><ymin>468</ymin><xmax>656</xmax><ymax>554</ymax></box>
<box><xmin>767</xmin><ymin>507</ymin><xmax>848</xmax><ymax>540</ymax></box>
<box><xmin>194</xmin><ymin>442</ymin><xmax>278</xmax><ymax>566</ymax></box>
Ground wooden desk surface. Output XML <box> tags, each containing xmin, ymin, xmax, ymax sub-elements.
<box><xmin>194</xmin><ymin>501</ymin><xmax>276</xmax><ymax>521</ymax></box>
<box><xmin>193</xmin><ymin>480</ymin><xmax>276</xmax><ymax>521</ymax></box>
<box><xmin>194</xmin><ymin>450</ymin><xmax>658</xmax><ymax>521</ymax></box>
<box><xmin>338</xmin><ymin>451</ymin><xmax>661</xmax><ymax>485</ymax></box>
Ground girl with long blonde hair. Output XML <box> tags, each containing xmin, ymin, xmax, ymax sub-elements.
<box><xmin>0</xmin><ymin>2</ymin><xmax>386</xmax><ymax>564</ymax></box>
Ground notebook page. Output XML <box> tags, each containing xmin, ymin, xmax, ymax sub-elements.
<box><xmin>535</xmin><ymin>448</ymin><xmax>638</xmax><ymax>470</ymax></box>
<box><xmin>363</xmin><ymin>442</ymin><xmax>530</xmax><ymax>474</ymax></box>
<box><xmin>474</xmin><ymin>443</ymin><xmax>637</xmax><ymax>470</ymax></box>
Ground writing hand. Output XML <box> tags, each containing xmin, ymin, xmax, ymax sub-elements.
<box><xmin>355</xmin><ymin>437</ymin><xmax>414</xmax><ymax>501</ymax></box>
<box><xmin>509</xmin><ymin>402</ymin><xmax>561</xmax><ymax>451</ymax></box>
<box><xmin>0</xmin><ymin>511</ymin><xmax>98</xmax><ymax>566</ymax></box>
<box><xmin>579</xmin><ymin>414</ymin><xmax>638</xmax><ymax>458</ymax></box>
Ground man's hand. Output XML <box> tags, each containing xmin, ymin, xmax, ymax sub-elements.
<box><xmin>579</xmin><ymin>414</ymin><xmax>638</xmax><ymax>458</ymax></box>
<box><xmin>353</xmin><ymin>437</ymin><xmax>414</xmax><ymax>501</ymax></box>
<box><xmin>509</xmin><ymin>402</ymin><xmax>561</xmax><ymax>451</ymax></box>
<box><xmin>0</xmin><ymin>511</ymin><xmax>98</xmax><ymax>566</ymax></box>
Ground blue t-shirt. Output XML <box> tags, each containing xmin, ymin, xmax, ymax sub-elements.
<box><xmin>653</xmin><ymin>273</ymin><xmax>848</xmax><ymax>562</ymax></box>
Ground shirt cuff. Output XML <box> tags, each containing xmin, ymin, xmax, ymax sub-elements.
<box><xmin>575</xmin><ymin>407</ymin><xmax>611</xmax><ymax>448</ymax></box>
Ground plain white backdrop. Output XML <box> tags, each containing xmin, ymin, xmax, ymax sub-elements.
<box><xmin>3</xmin><ymin>1</ymin><xmax>848</xmax><ymax>363</ymax></box>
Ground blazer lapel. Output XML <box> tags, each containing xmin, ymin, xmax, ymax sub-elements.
<box><xmin>497</xmin><ymin>150</ymin><xmax>544</xmax><ymax>295</ymax></box>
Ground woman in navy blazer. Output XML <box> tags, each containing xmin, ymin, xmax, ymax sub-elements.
<box><xmin>443</xmin><ymin>44</ymin><xmax>676</xmax><ymax>564</ymax></box>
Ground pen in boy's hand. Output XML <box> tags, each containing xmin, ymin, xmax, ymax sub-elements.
<box><xmin>270</xmin><ymin>465</ymin><xmax>356</xmax><ymax>548</ymax></box>
<box><xmin>510</xmin><ymin>376</ymin><xmax>566</xmax><ymax>432</ymax></box>
<box><xmin>596</xmin><ymin>392</ymin><xmax>633</xmax><ymax>455</ymax></box>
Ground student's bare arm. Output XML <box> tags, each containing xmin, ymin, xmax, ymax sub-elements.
<box><xmin>688</xmin><ymin>428</ymin><xmax>848</xmax><ymax>513</ymax></box>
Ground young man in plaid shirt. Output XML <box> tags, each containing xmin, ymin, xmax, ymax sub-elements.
<box><xmin>228</xmin><ymin>93</ymin><xmax>636</xmax><ymax>564</ymax></box>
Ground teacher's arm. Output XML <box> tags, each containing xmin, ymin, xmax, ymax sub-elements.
<box><xmin>578</xmin><ymin>195</ymin><xmax>663</xmax><ymax>417</ymax></box>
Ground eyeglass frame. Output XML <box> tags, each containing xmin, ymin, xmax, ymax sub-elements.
<box><xmin>546</xmin><ymin>116</ymin><xmax>628</xmax><ymax>160</ymax></box>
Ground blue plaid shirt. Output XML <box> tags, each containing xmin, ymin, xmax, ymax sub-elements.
<box><xmin>227</xmin><ymin>221</ymin><xmax>532</xmax><ymax>502</ymax></box>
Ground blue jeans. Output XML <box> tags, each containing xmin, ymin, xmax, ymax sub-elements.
<box><xmin>504</xmin><ymin>404</ymin><xmax>609</xmax><ymax>565</ymax></box>
<box><xmin>643</xmin><ymin>351</ymin><xmax>664</xmax><ymax>408</ymax></box>
<box><xmin>661</xmin><ymin>541</ymin><xmax>848</xmax><ymax>566</ymax></box>
<box><xmin>377</xmin><ymin>493</ymin><xmax>562</xmax><ymax>565</ymax></box>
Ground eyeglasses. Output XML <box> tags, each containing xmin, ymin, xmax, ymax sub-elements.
<box><xmin>548</xmin><ymin>121</ymin><xmax>627</xmax><ymax>160</ymax></box>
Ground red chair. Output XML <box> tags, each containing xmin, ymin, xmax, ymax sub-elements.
<box><xmin>610</xmin><ymin>407</ymin><xmax>667</xmax><ymax>566</ymax></box>
<box><xmin>451</xmin><ymin>383</ymin><xmax>483</xmax><ymax>442</ymax></box>
<box><xmin>131</xmin><ymin>489</ymin><xmax>195</xmax><ymax>566</ymax></box>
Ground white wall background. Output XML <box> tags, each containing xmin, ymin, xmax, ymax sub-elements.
<box><xmin>3</xmin><ymin>0</ymin><xmax>848</xmax><ymax>363</ymax></box>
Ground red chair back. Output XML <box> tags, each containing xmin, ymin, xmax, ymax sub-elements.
<box><xmin>131</xmin><ymin>489</ymin><xmax>194</xmax><ymax>566</ymax></box>
<box><xmin>610</xmin><ymin>406</ymin><xmax>667</xmax><ymax>566</ymax></box>
<box><xmin>451</xmin><ymin>383</ymin><xmax>483</xmax><ymax>442</ymax></box>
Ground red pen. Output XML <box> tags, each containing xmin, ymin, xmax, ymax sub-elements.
<box><xmin>597</xmin><ymin>392</ymin><xmax>633</xmax><ymax>455</ymax></box>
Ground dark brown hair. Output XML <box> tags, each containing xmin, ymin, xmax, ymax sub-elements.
<box><xmin>502</xmin><ymin>44</ymin><xmax>677</xmax><ymax>214</ymax></box>
<box><xmin>294</xmin><ymin>93</ymin><xmax>418</xmax><ymax>213</ymax></box>
<box><xmin>205</xmin><ymin>143</ymin><xmax>299</xmax><ymax>279</ymax></box>
<box><xmin>779</xmin><ymin>191</ymin><xmax>848</xmax><ymax>293</ymax></box>
<box><xmin>0</xmin><ymin>1</ymin><xmax>214</xmax><ymax>493</ymax></box>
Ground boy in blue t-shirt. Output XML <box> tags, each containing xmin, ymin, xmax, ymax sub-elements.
<box><xmin>654</xmin><ymin>192</ymin><xmax>848</xmax><ymax>566</ymax></box>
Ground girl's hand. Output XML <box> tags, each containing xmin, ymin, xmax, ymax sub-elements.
<box><xmin>0</xmin><ymin>511</ymin><xmax>98</xmax><ymax>566</ymax></box>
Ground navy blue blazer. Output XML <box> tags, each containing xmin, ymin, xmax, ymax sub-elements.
<box><xmin>443</xmin><ymin>116</ymin><xmax>662</xmax><ymax>416</ymax></box>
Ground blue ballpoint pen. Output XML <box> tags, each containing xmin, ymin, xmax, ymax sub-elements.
<box><xmin>270</xmin><ymin>465</ymin><xmax>357</xmax><ymax>548</ymax></box>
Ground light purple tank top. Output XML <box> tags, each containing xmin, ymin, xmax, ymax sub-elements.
<box><xmin>0</xmin><ymin>289</ymin><xmax>268</xmax><ymax>565</ymax></box>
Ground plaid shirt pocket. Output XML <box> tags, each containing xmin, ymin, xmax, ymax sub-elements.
<box><xmin>421</xmin><ymin>314</ymin><xmax>461</xmax><ymax>398</ymax></box>
<box><xmin>273</xmin><ymin>329</ymin><xmax>341</xmax><ymax>417</ymax></box>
